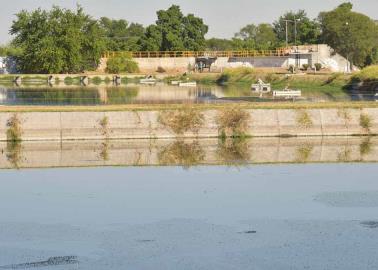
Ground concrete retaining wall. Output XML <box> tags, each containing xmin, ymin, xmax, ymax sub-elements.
<box><xmin>0</xmin><ymin>108</ymin><xmax>377</xmax><ymax>141</ymax></box>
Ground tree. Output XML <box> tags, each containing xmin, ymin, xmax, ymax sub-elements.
<box><xmin>139</xmin><ymin>5</ymin><xmax>208</xmax><ymax>51</ymax></box>
<box><xmin>273</xmin><ymin>10</ymin><xmax>320</xmax><ymax>45</ymax></box>
<box><xmin>10</xmin><ymin>5</ymin><xmax>106</xmax><ymax>73</ymax></box>
<box><xmin>100</xmin><ymin>17</ymin><xmax>144</xmax><ymax>51</ymax></box>
<box><xmin>234</xmin><ymin>23</ymin><xmax>277</xmax><ymax>50</ymax></box>
<box><xmin>319</xmin><ymin>2</ymin><xmax>378</xmax><ymax>67</ymax></box>
<box><xmin>205</xmin><ymin>38</ymin><xmax>234</xmax><ymax>51</ymax></box>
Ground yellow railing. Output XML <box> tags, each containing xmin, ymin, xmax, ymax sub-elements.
<box><xmin>102</xmin><ymin>49</ymin><xmax>291</xmax><ymax>58</ymax></box>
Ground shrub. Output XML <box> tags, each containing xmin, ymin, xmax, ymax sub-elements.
<box><xmin>91</xmin><ymin>76</ymin><xmax>102</xmax><ymax>85</ymax></box>
<box><xmin>158</xmin><ymin>108</ymin><xmax>204</xmax><ymax>135</ymax></box>
<box><xmin>106</xmin><ymin>55</ymin><xmax>139</xmax><ymax>74</ymax></box>
<box><xmin>302</xmin><ymin>64</ymin><xmax>309</xmax><ymax>71</ymax></box>
<box><xmin>360</xmin><ymin>113</ymin><xmax>372</xmax><ymax>132</ymax></box>
<box><xmin>296</xmin><ymin>110</ymin><xmax>313</xmax><ymax>129</ymax></box>
<box><xmin>352</xmin><ymin>65</ymin><xmax>378</xmax><ymax>81</ymax></box>
<box><xmin>216</xmin><ymin>106</ymin><xmax>250</xmax><ymax>138</ymax></box>
<box><xmin>99</xmin><ymin>116</ymin><xmax>109</xmax><ymax>137</ymax></box>
<box><xmin>360</xmin><ymin>138</ymin><xmax>372</xmax><ymax>157</ymax></box>
<box><xmin>314</xmin><ymin>63</ymin><xmax>322</xmax><ymax>71</ymax></box>
<box><xmin>295</xmin><ymin>144</ymin><xmax>314</xmax><ymax>162</ymax></box>
<box><xmin>6</xmin><ymin>114</ymin><xmax>22</xmax><ymax>142</ymax></box>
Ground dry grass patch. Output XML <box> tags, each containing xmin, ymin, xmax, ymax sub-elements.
<box><xmin>216</xmin><ymin>106</ymin><xmax>250</xmax><ymax>138</ymax></box>
<box><xmin>158</xmin><ymin>107</ymin><xmax>204</xmax><ymax>135</ymax></box>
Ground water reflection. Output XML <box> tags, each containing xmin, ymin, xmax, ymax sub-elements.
<box><xmin>1</xmin><ymin>136</ymin><xmax>377</xmax><ymax>169</ymax></box>
<box><xmin>0</xmin><ymin>83</ymin><xmax>376</xmax><ymax>105</ymax></box>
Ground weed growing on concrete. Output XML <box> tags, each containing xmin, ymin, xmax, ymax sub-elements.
<box><xmin>216</xmin><ymin>106</ymin><xmax>250</xmax><ymax>138</ymax></box>
<box><xmin>296</xmin><ymin>110</ymin><xmax>313</xmax><ymax>129</ymax></box>
<box><xmin>6</xmin><ymin>140</ymin><xmax>22</xmax><ymax>169</ymax></box>
<box><xmin>158</xmin><ymin>108</ymin><xmax>204</xmax><ymax>135</ymax></box>
<box><xmin>158</xmin><ymin>140</ymin><xmax>205</xmax><ymax>168</ymax></box>
<box><xmin>360</xmin><ymin>113</ymin><xmax>372</xmax><ymax>133</ymax></box>
<box><xmin>99</xmin><ymin>116</ymin><xmax>109</xmax><ymax>137</ymax></box>
<box><xmin>6</xmin><ymin>114</ymin><xmax>22</xmax><ymax>142</ymax></box>
<box><xmin>337</xmin><ymin>108</ymin><xmax>352</xmax><ymax>126</ymax></box>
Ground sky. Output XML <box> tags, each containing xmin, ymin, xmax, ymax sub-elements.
<box><xmin>0</xmin><ymin>0</ymin><xmax>377</xmax><ymax>44</ymax></box>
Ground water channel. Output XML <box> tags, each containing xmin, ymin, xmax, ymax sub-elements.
<box><xmin>0</xmin><ymin>83</ymin><xmax>376</xmax><ymax>105</ymax></box>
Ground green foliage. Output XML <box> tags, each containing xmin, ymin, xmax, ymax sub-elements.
<box><xmin>206</xmin><ymin>38</ymin><xmax>235</xmax><ymax>51</ymax></box>
<box><xmin>273</xmin><ymin>10</ymin><xmax>320</xmax><ymax>45</ymax></box>
<box><xmin>296</xmin><ymin>110</ymin><xmax>313</xmax><ymax>128</ymax></box>
<box><xmin>158</xmin><ymin>107</ymin><xmax>205</xmax><ymax>135</ymax></box>
<box><xmin>302</xmin><ymin>64</ymin><xmax>309</xmax><ymax>71</ymax></box>
<box><xmin>314</xmin><ymin>63</ymin><xmax>322</xmax><ymax>71</ymax></box>
<box><xmin>106</xmin><ymin>55</ymin><xmax>139</xmax><ymax>74</ymax></box>
<box><xmin>234</xmin><ymin>23</ymin><xmax>278</xmax><ymax>50</ymax></box>
<box><xmin>100</xmin><ymin>17</ymin><xmax>144</xmax><ymax>51</ymax></box>
<box><xmin>319</xmin><ymin>3</ymin><xmax>378</xmax><ymax>67</ymax></box>
<box><xmin>216</xmin><ymin>106</ymin><xmax>250</xmax><ymax>137</ymax></box>
<box><xmin>10</xmin><ymin>5</ymin><xmax>106</xmax><ymax>73</ymax></box>
<box><xmin>360</xmin><ymin>113</ymin><xmax>372</xmax><ymax>132</ymax></box>
<box><xmin>353</xmin><ymin>65</ymin><xmax>378</xmax><ymax>81</ymax></box>
<box><xmin>0</xmin><ymin>44</ymin><xmax>23</xmax><ymax>57</ymax></box>
<box><xmin>6</xmin><ymin>114</ymin><xmax>22</xmax><ymax>142</ymax></box>
<box><xmin>139</xmin><ymin>5</ymin><xmax>208</xmax><ymax>51</ymax></box>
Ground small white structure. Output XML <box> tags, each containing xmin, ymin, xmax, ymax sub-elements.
<box><xmin>179</xmin><ymin>82</ymin><xmax>197</xmax><ymax>87</ymax></box>
<box><xmin>251</xmin><ymin>79</ymin><xmax>271</xmax><ymax>93</ymax></box>
<box><xmin>273</xmin><ymin>89</ymin><xmax>302</xmax><ymax>98</ymax></box>
<box><xmin>140</xmin><ymin>75</ymin><xmax>157</xmax><ymax>85</ymax></box>
<box><xmin>170</xmin><ymin>80</ymin><xmax>182</xmax><ymax>85</ymax></box>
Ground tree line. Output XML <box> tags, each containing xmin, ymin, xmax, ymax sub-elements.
<box><xmin>1</xmin><ymin>2</ymin><xmax>377</xmax><ymax>73</ymax></box>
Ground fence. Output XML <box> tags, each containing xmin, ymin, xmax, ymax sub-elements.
<box><xmin>102</xmin><ymin>48</ymin><xmax>292</xmax><ymax>59</ymax></box>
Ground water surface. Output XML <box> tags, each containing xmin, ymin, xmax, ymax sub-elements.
<box><xmin>0</xmin><ymin>163</ymin><xmax>377</xmax><ymax>269</ymax></box>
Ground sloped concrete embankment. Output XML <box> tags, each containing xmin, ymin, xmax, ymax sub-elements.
<box><xmin>0</xmin><ymin>108</ymin><xmax>377</xmax><ymax>141</ymax></box>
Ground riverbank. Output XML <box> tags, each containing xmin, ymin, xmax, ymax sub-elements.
<box><xmin>0</xmin><ymin>105</ymin><xmax>377</xmax><ymax>141</ymax></box>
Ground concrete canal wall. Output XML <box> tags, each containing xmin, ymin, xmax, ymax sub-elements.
<box><xmin>1</xmin><ymin>137</ymin><xmax>377</xmax><ymax>169</ymax></box>
<box><xmin>0</xmin><ymin>108</ymin><xmax>377</xmax><ymax>141</ymax></box>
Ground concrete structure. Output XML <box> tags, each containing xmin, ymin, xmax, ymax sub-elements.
<box><xmin>0</xmin><ymin>108</ymin><xmax>377</xmax><ymax>141</ymax></box>
<box><xmin>1</xmin><ymin>137</ymin><xmax>377</xmax><ymax>169</ymax></box>
<box><xmin>98</xmin><ymin>45</ymin><xmax>352</xmax><ymax>73</ymax></box>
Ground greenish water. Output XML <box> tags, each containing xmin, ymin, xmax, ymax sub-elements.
<box><xmin>0</xmin><ymin>83</ymin><xmax>375</xmax><ymax>105</ymax></box>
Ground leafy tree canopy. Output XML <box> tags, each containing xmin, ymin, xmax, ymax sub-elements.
<box><xmin>234</xmin><ymin>23</ymin><xmax>278</xmax><ymax>50</ymax></box>
<box><xmin>139</xmin><ymin>5</ymin><xmax>208</xmax><ymax>51</ymax></box>
<box><xmin>273</xmin><ymin>10</ymin><xmax>320</xmax><ymax>45</ymax></box>
<box><xmin>10</xmin><ymin>5</ymin><xmax>106</xmax><ymax>73</ymax></box>
<box><xmin>319</xmin><ymin>2</ymin><xmax>378</xmax><ymax>67</ymax></box>
<box><xmin>100</xmin><ymin>17</ymin><xmax>144</xmax><ymax>51</ymax></box>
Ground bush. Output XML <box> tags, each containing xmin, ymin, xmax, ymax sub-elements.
<box><xmin>302</xmin><ymin>64</ymin><xmax>309</xmax><ymax>71</ymax></box>
<box><xmin>360</xmin><ymin>113</ymin><xmax>372</xmax><ymax>132</ymax></box>
<box><xmin>158</xmin><ymin>140</ymin><xmax>205</xmax><ymax>168</ymax></box>
<box><xmin>296</xmin><ymin>110</ymin><xmax>313</xmax><ymax>128</ymax></box>
<box><xmin>314</xmin><ymin>63</ymin><xmax>322</xmax><ymax>71</ymax></box>
<box><xmin>216</xmin><ymin>106</ymin><xmax>250</xmax><ymax>138</ymax></box>
<box><xmin>158</xmin><ymin>108</ymin><xmax>204</xmax><ymax>135</ymax></box>
<box><xmin>288</xmin><ymin>65</ymin><xmax>295</xmax><ymax>73</ymax></box>
<box><xmin>106</xmin><ymin>55</ymin><xmax>139</xmax><ymax>74</ymax></box>
<box><xmin>6</xmin><ymin>114</ymin><xmax>22</xmax><ymax>142</ymax></box>
<box><xmin>353</xmin><ymin>65</ymin><xmax>378</xmax><ymax>81</ymax></box>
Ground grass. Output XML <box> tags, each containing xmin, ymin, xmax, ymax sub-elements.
<box><xmin>216</xmin><ymin>106</ymin><xmax>250</xmax><ymax>137</ymax></box>
<box><xmin>353</xmin><ymin>65</ymin><xmax>378</xmax><ymax>82</ymax></box>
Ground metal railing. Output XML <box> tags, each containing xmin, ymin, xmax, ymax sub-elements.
<box><xmin>102</xmin><ymin>48</ymin><xmax>291</xmax><ymax>59</ymax></box>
